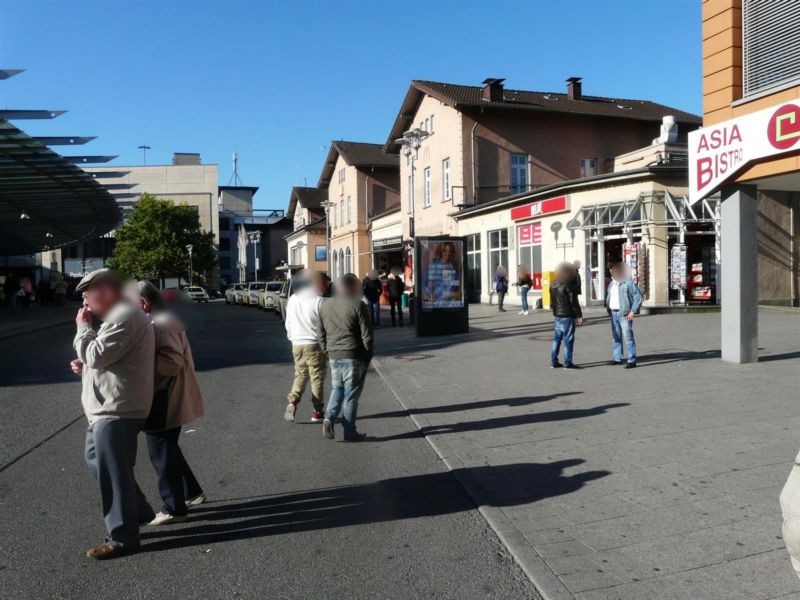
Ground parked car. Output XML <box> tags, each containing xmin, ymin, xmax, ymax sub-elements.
<box><xmin>276</xmin><ymin>278</ymin><xmax>294</xmax><ymax>322</ymax></box>
<box><xmin>244</xmin><ymin>282</ymin><xmax>266</xmax><ymax>306</ymax></box>
<box><xmin>204</xmin><ymin>286</ymin><xmax>222</xmax><ymax>300</ymax></box>
<box><xmin>257</xmin><ymin>281</ymin><xmax>283</xmax><ymax>311</ymax></box>
<box><xmin>231</xmin><ymin>283</ymin><xmax>247</xmax><ymax>304</ymax></box>
<box><xmin>183</xmin><ymin>286</ymin><xmax>210</xmax><ymax>302</ymax></box>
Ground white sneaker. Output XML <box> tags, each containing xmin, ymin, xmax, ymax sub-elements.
<box><xmin>518</xmin><ymin>310</ymin><xmax>525</xmax><ymax>315</ymax></box>
<box><xmin>284</xmin><ymin>402</ymin><xmax>297</xmax><ymax>422</ymax></box>
<box><xmin>185</xmin><ymin>493</ymin><xmax>206</xmax><ymax>508</ymax></box>
<box><xmin>523</xmin><ymin>311</ymin><xmax>529</xmax><ymax>315</ymax></box>
<box><xmin>148</xmin><ymin>512</ymin><xmax>188</xmax><ymax>526</ymax></box>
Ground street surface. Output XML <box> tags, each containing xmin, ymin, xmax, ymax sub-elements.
<box><xmin>0</xmin><ymin>301</ymin><xmax>539</xmax><ymax>600</ymax></box>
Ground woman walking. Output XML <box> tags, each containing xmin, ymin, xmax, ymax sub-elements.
<box><xmin>515</xmin><ymin>266</ymin><xmax>533</xmax><ymax>315</ymax></box>
<box><xmin>136</xmin><ymin>281</ymin><xmax>205</xmax><ymax>525</ymax></box>
<box><xmin>494</xmin><ymin>266</ymin><xmax>508</xmax><ymax>312</ymax></box>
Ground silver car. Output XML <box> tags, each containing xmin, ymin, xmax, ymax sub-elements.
<box><xmin>258</xmin><ymin>281</ymin><xmax>283</xmax><ymax>311</ymax></box>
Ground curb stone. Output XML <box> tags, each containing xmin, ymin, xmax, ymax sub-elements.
<box><xmin>373</xmin><ymin>357</ymin><xmax>573</xmax><ymax>600</ymax></box>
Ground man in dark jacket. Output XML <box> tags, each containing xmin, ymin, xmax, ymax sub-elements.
<box><xmin>319</xmin><ymin>273</ymin><xmax>374</xmax><ymax>442</ymax></box>
<box><xmin>387</xmin><ymin>272</ymin><xmax>404</xmax><ymax>326</ymax></box>
<box><xmin>362</xmin><ymin>271</ymin><xmax>382</xmax><ymax>328</ymax></box>
<box><xmin>550</xmin><ymin>263</ymin><xmax>584</xmax><ymax>369</ymax></box>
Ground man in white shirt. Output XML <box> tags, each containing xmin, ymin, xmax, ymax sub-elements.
<box><xmin>605</xmin><ymin>263</ymin><xmax>643</xmax><ymax>368</ymax></box>
<box><xmin>284</xmin><ymin>271</ymin><xmax>326</xmax><ymax>423</ymax></box>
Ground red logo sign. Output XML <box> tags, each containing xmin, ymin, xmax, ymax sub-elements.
<box><xmin>510</xmin><ymin>195</ymin><xmax>568</xmax><ymax>221</ymax></box>
<box><xmin>518</xmin><ymin>224</ymin><xmax>532</xmax><ymax>245</ymax></box>
<box><xmin>768</xmin><ymin>103</ymin><xmax>800</xmax><ymax>150</ymax></box>
<box><xmin>518</xmin><ymin>222</ymin><xmax>542</xmax><ymax>246</ymax></box>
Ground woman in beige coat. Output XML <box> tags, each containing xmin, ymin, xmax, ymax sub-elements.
<box><xmin>137</xmin><ymin>281</ymin><xmax>205</xmax><ymax>525</ymax></box>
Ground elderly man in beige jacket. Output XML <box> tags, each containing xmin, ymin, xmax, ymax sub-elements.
<box><xmin>71</xmin><ymin>269</ymin><xmax>155</xmax><ymax>560</ymax></box>
<box><xmin>137</xmin><ymin>281</ymin><xmax>205</xmax><ymax>526</ymax></box>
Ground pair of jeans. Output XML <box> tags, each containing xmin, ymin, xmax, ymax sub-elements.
<box><xmin>325</xmin><ymin>358</ymin><xmax>367</xmax><ymax>439</ymax></box>
<box><xmin>146</xmin><ymin>427</ymin><xmax>203</xmax><ymax>516</ymax></box>
<box><xmin>520</xmin><ymin>285</ymin><xmax>530</xmax><ymax>311</ymax></box>
<box><xmin>551</xmin><ymin>317</ymin><xmax>576</xmax><ymax>365</ymax></box>
<box><xmin>389</xmin><ymin>298</ymin><xmax>403</xmax><ymax>325</ymax></box>
<box><xmin>367</xmin><ymin>300</ymin><xmax>380</xmax><ymax>327</ymax></box>
<box><xmin>84</xmin><ymin>418</ymin><xmax>153</xmax><ymax>548</ymax></box>
<box><xmin>289</xmin><ymin>344</ymin><xmax>326</xmax><ymax>413</ymax></box>
<box><xmin>610</xmin><ymin>311</ymin><xmax>637</xmax><ymax>363</ymax></box>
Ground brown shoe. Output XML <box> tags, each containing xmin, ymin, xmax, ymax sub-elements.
<box><xmin>86</xmin><ymin>543</ymin><xmax>138</xmax><ymax>560</ymax></box>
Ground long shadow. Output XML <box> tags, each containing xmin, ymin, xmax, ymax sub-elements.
<box><xmin>359</xmin><ymin>392</ymin><xmax>582</xmax><ymax>420</ymax></box>
<box><xmin>139</xmin><ymin>459</ymin><xmax>610</xmax><ymax>553</ymax></box>
<box><xmin>759</xmin><ymin>350</ymin><xmax>800</xmax><ymax>363</ymax></box>
<box><xmin>371</xmin><ymin>402</ymin><xmax>630</xmax><ymax>442</ymax></box>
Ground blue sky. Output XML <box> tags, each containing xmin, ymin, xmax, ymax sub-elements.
<box><xmin>1</xmin><ymin>0</ymin><xmax>701</xmax><ymax>211</ymax></box>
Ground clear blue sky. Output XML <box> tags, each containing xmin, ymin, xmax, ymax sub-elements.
<box><xmin>1</xmin><ymin>0</ymin><xmax>701</xmax><ymax>211</ymax></box>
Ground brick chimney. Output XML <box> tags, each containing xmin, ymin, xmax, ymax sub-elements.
<box><xmin>482</xmin><ymin>78</ymin><xmax>505</xmax><ymax>102</ymax></box>
<box><xmin>566</xmin><ymin>77</ymin><xmax>583</xmax><ymax>101</ymax></box>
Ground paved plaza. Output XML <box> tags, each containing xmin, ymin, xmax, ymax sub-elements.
<box><xmin>373</xmin><ymin>305</ymin><xmax>800</xmax><ymax>599</ymax></box>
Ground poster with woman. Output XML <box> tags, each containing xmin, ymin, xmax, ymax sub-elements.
<box><xmin>420</xmin><ymin>239</ymin><xmax>464</xmax><ymax>309</ymax></box>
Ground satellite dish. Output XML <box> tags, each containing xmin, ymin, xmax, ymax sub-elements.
<box><xmin>550</xmin><ymin>221</ymin><xmax>563</xmax><ymax>233</ymax></box>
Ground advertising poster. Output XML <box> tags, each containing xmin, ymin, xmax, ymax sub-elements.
<box><xmin>315</xmin><ymin>245</ymin><xmax>327</xmax><ymax>262</ymax></box>
<box><xmin>419</xmin><ymin>238</ymin><xmax>464</xmax><ymax>309</ymax></box>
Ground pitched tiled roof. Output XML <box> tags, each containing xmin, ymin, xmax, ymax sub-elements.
<box><xmin>318</xmin><ymin>141</ymin><xmax>399</xmax><ymax>188</ymax></box>
<box><xmin>385</xmin><ymin>79</ymin><xmax>702</xmax><ymax>152</ymax></box>
<box><xmin>287</xmin><ymin>186</ymin><xmax>326</xmax><ymax>219</ymax></box>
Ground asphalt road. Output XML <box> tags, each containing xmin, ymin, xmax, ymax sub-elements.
<box><xmin>0</xmin><ymin>301</ymin><xmax>539</xmax><ymax>600</ymax></box>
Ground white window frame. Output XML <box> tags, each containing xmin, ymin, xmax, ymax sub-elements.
<box><xmin>579</xmin><ymin>158</ymin><xmax>598</xmax><ymax>178</ymax></box>
<box><xmin>423</xmin><ymin>167</ymin><xmax>431</xmax><ymax>207</ymax></box>
<box><xmin>429</xmin><ymin>114</ymin><xmax>435</xmax><ymax>133</ymax></box>
<box><xmin>510</xmin><ymin>154</ymin><xmax>528</xmax><ymax>195</ymax></box>
<box><xmin>347</xmin><ymin>196</ymin><xmax>352</xmax><ymax>224</ymax></box>
<box><xmin>442</xmin><ymin>158</ymin><xmax>451</xmax><ymax>201</ymax></box>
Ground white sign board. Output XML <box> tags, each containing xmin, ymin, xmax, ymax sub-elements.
<box><xmin>689</xmin><ymin>100</ymin><xmax>800</xmax><ymax>202</ymax></box>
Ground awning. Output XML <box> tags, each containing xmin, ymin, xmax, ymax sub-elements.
<box><xmin>0</xmin><ymin>119</ymin><xmax>121</xmax><ymax>255</ymax></box>
<box><xmin>567</xmin><ymin>191</ymin><xmax>720</xmax><ymax>231</ymax></box>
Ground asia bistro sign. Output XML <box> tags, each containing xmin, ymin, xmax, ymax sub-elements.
<box><xmin>510</xmin><ymin>195</ymin><xmax>568</xmax><ymax>221</ymax></box>
<box><xmin>689</xmin><ymin>100</ymin><xmax>800</xmax><ymax>202</ymax></box>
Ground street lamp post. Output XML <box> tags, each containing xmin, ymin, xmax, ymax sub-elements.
<box><xmin>321</xmin><ymin>200</ymin><xmax>331</xmax><ymax>275</ymax></box>
<box><xmin>186</xmin><ymin>244</ymin><xmax>193</xmax><ymax>286</ymax></box>
<box><xmin>247</xmin><ymin>231</ymin><xmax>262</xmax><ymax>280</ymax></box>
<box><xmin>396</xmin><ymin>128</ymin><xmax>429</xmax><ymax>242</ymax></box>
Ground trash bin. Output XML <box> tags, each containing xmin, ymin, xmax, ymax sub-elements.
<box><xmin>401</xmin><ymin>291</ymin><xmax>409</xmax><ymax>309</ymax></box>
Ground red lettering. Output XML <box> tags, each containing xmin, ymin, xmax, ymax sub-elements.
<box><xmin>729</xmin><ymin>124</ymin><xmax>742</xmax><ymax>144</ymax></box>
<box><xmin>697</xmin><ymin>157</ymin><xmax>713</xmax><ymax>189</ymax></box>
<box><xmin>710</xmin><ymin>130</ymin><xmax>722</xmax><ymax>149</ymax></box>
<box><xmin>697</xmin><ymin>134</ymin><xmax>709</xmax><ymax>152</ymax></box>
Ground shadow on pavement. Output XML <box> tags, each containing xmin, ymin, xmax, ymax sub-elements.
<box><xmin>371</xmin><ymin>402</ymin><xmax>630</xmax><ymax>441</ymax></box>
<box><xmin>140</xmin><ymin>459</ymin><xmax>610</xmax><ymax>552</ymax></box>
<box><xmin>358</xmin><ymin>391</ymin><xmax>582</xmax><ymax>420</ymax></box>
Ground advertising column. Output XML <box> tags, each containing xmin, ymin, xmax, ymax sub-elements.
<box><xmin>414</xmin><ymin>236</ymin><xmax>469</xmax><ymax>336</ymax></box>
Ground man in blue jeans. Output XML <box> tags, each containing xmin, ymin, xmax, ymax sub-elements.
<box><xmin>549</xmin><ymin>263</ymin><xmax>584</xmax><ymax>369</ymax></box>
<box><xmin>319</xmin><ymin>273</ymin><xmax>374</xmax><ymax>442</ymax></box>
<box><xmin>605</xmin><ymin>262</ymin><xmax>643</xmax><ymax>369</ymax></box>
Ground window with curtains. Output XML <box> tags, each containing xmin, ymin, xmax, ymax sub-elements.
<box><xmin>510</xmin><ymin>154</ymin><xmax>528</xmax><ymax>194</ymax></box>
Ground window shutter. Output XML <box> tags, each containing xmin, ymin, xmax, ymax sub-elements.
<box><xmin>743</xmin><ymin>0</ymin><xmax>800</xmax><ymax>97</ymax></box>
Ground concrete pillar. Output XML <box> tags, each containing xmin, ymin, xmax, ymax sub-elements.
<box><xmin>720</xmin><ymin>184</ymin><xmax>758</xmax><ymax>364</ymax></box>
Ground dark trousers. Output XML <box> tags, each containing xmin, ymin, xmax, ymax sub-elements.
<box><xmin>146</xmin><ymin>426</ymin><xmax>203</xmax><ymax>516</ymax></box>
<box><xmin>84</xmin><ymin>418</ymin><xmax>153</xmax><ymax>548</ymax></box>
<box><xmin>497</xmin><ymin>291</ymin><xmax>506</xmax><ymax>310</ymax></box>
<box><xmin>367</xmin><ymin>300</ymin><xmax>380</xmax><ymax>327</ymax></box>
<box><xmin>389</xmin><ymin>298</ymin><xmax>403</xmax><ymax>325</ymax></box>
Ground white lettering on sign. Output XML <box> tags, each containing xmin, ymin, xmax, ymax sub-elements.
<box><xmin>689</xmin><ymin>100</ymin><xmax>800</xmax><ymax>202</ymax></box>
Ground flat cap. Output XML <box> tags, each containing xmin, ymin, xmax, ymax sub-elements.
<box><xmin>75</xmin><ymin>268</ymin><xmax>121</xmax><ymax>292</ymax></box>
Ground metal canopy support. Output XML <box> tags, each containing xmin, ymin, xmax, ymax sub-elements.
<box><xmin>63</xmin><ymin>155</ymin><xmax>118</xmax><ymax>164</ymax></box>
<box><xmin>0</xmin><ymin>110</ymin><xmax>66</xmax><ymax>120</ymax></box>
<box><xmin>0</xmin><ymin>69</ymin><xmax>25</xmax><ymax>80</ymax></box>
<box><xmin>33</xmin><ymin>136</ymin><xmax>96</xmax><ymax>146</ymax></box>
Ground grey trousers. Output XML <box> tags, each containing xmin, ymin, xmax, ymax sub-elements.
<box><xmin>84</xmin><ymin>418</ymin><xmax>153</xmax><ymax>548</ymax></box>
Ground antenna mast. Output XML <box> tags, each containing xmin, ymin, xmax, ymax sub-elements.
<box><xmin>228</xmin><ymin>151</ymin><xmax>244</xmax><ymax>185</ymax></box>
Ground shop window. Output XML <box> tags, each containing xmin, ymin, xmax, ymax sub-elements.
<box><xmin>488</xmin><ymin>228</ymin><xmax>509</xmax><ymax>289</ymax></box>
<box><xmin>743</xmin><ymin>0</ymin><xmax>800</xmax><ymax>97</ymax></box>
<box><xmin>442</xmin><ymin>158</ymin><xmax>451</xmax><ymax>201</ymax></box>
<box><xmin>423</xmin><ymin>168</ymin><xmax>431</xmax><ymax>207</ymax></box>
<box><xmin>580</xmin><ymin>158</ymin><xmax>598</xmax><ymax>178</ymax></box>
<box><xmin>517</xmin><ymin>222</ymin><xmax>543</xmax><ymax>290</ymax></box>
<box><xmin>510</xmin><ymin>154</ymin><xmax>528</xmax><ymax>194</ymax></box>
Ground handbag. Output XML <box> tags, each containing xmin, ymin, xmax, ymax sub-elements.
<box><xmin>145</xmin><ymin>388</ymin><xmax>169</xmax><ymax>431</ymax></box>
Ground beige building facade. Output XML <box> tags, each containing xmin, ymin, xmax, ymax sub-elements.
<box><xmin>318</xmin><ymin>141</ymin><xmax>399</xmax><ymax>278</ymax></box>
<box><xmin>285</xmin><ymin>186</ymin><xmax>328</xmax><ymax>271</ymax></box>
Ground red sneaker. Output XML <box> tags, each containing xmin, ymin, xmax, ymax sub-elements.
<box><xmin>310</xmin><ymin>411</ymin><xmax>324</xmax><ymax>423</ymax></box>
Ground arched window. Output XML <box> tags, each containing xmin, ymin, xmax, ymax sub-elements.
<box><xmin>345</xmin><ymin>247</ymin><xmax>352</xmax><ymax>274</ymax></box>
<box><xmin>338</xmin><ymin>249</ymin><xmax>345</xmax><ymax>277</ymax></box>
<box><xmin>332</xmin><ymin>250</ymin><xmax>338</xmax><ymax>278</ymax></box>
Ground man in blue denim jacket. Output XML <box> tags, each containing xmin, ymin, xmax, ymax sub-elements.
<box><xmin>605</xmin><ymin>263</ymin><xmax>643</xmax><ymax>368</ymax></box>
